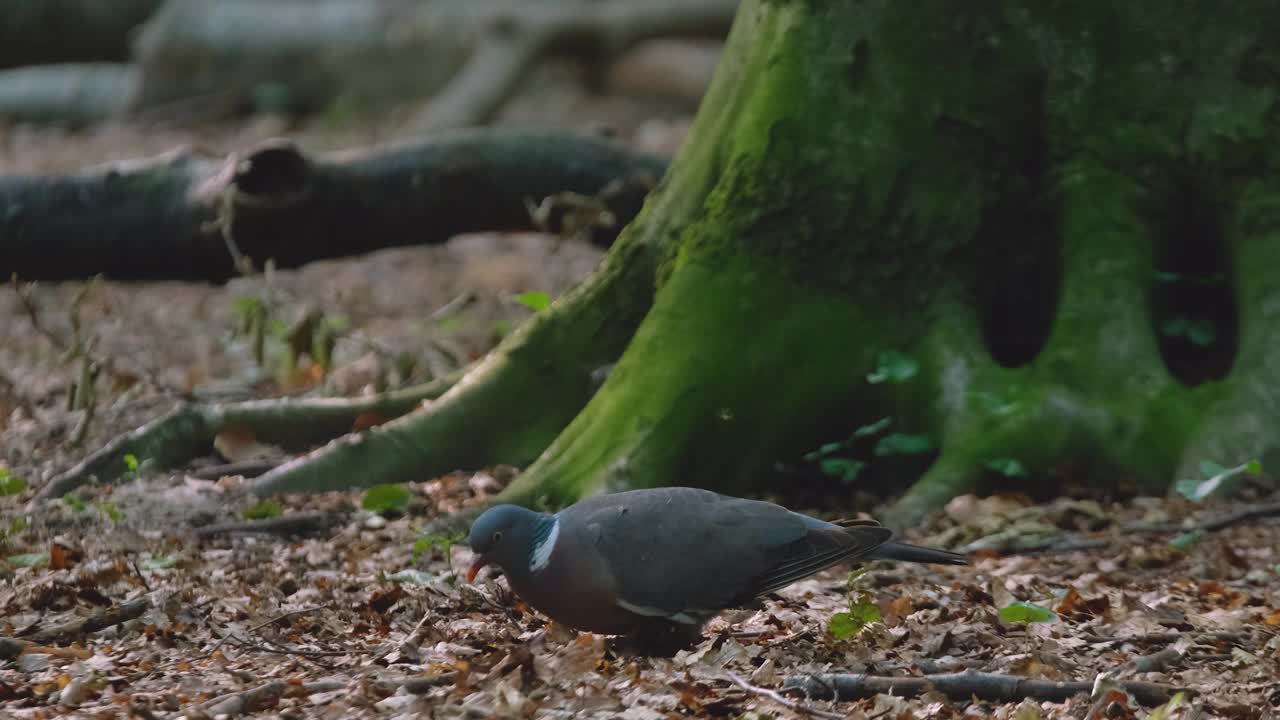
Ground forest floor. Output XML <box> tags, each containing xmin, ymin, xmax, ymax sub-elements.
<box><xmin>2</xmin><ymin>62</ymin><xmax>1279</xmax><ymax>720</ymax></box>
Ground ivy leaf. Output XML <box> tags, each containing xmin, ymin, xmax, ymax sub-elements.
<box><xmin>124</xmin><ymin>454</ymin><xmax>140</xmax><ymax>472</ymax></box>
<box><xmin>0</xmin><ymin>469</ymin><xmax>26</xmax><ymax>496</ymax></box>
<box><xmin>1177</xmin><ymin>460</ymin><xmax>1261</xmax><ymax>502</ymax></box>
<box><xmin>362</xmin><ymin>484</ymin><xmax>411</xmax><ymax>513</ymax></box>
<box><xmin>819</xmin><ymin>458</ymin><xmax>866</xmax><ymax>484</ymax></box>
<box><xmin>829</xmin><ymin>597</ymin><xmax>880</xmax><ymax>635</ymax></box>
<box><xmin>243</xmin><ymin>500</ymin><xmax>283</xmax><ymax>520</ymax></box>
<box><xmin>1161</xmin><ymin>315</ymin><xmax>1188</xmax><ymax>338</ymax></box>
<box><xmin>970</xmin><ymin>391</ymin><xmax>1018</xmax><ymax>417</ymax></box>
<box><xmin>866</xmin><ymin>351</ymin><xmax>918</xmax><ymax>384</ymax></box>
<box><xmin>998</xmin><ymin>601</ymin><xmax>1057</xmax><ymax>624</ymax></box>
<box><xmin>852</xmin><ymin>417</ymin><xmax>892</xmax><ymax>438</ymax></box>
<box><xmin>874</xmin><ymin>433</ymin><xmax>935</xmax><ymax>456</ymax></box>
<box><xmin>95</xmin><ymin>501</ymin><xmax>123</xmax><ymax>523</ymax></box>
<box><xmin>413</xmin><ymin>532</ymin><xmax>464</xmax><ymax>562</ymax></box>
<box><xmin>1145</xmin><ymin>692</ymin><xmax>1187</xmax><ymax>720</ymax></box>
<box><xmin>1168</xmin><ymin>529</ymin><xmax>1206</xmax><ymax>553</ymax></box>
<box><xmin>985</xmin><ymin>458</ymin><xmax>1027</xmax><ymax>478</ymax></box>
<box><xmin>1199</xmin><ymin>460</ymin><xmax>1226</xmax><ymax>478</ymax></box>
<box><xmin>513</xmin><ymin>291</ymin><xmax>551</xmax><ymax>312</ymax></box>
<box><xmin>803</xmin><ymin>441</ymin><xmax>847</xmax><ymax>461</ymax></box>
<box><xmin>6</xmin><ymin>552</ymin><xmax>49</xmax><ymax>568</ymax></box>
<box><xmin>140</xmin><ymin>554</ymin><xmax>179</xmax><ymax>570</ymax></box>
<box><xmin>1185</xmin><ymin>317</ymin><xmax>1217</xmax><ymax>347</ymax></box>
<box><xmin>62</xmin><ymin>493</ymin><xmax>87</xmax><ymax>513</ymax></box>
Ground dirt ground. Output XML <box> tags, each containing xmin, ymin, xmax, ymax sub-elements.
<box><xmin>2</xmin><ymin>61</ymin><xmax>1279</xmax><ymax>720</ymax></box>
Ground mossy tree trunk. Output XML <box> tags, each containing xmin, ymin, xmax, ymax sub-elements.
<box><xmin>495</xmin><ymin>0</ymin><xmax>1280</xmax><ymax>523</ymax></box>
<box><xmin>87</xmin><ymin>0</ymin><xmax>1275</xmax><ymax>525</ymax></box>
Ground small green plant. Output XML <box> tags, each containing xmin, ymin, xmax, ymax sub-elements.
<box><xmin>1168</xmin><ymin>529</ymin><xmax>1206</xmax><ymax>553</ymax></box>
<box><xmin>998</xmin><ymin>601</ymin><xmax>1057</xmax><ymax>624</ymax></box>
<box><xmin>874</xmin><ymin>433</ymin><xmax>935</xmax><ymax>456</ymax></box>
<box><xmin>1175</xmin><ymin>459</ymin><xmax>1262</xmax><ymax>502</ymax></box>
<box><xmin>513</xmin><ymin>291</ymin><xmax>551</xmax><ymax>312</ymax></box>
<box><xmin>5</xmin><ymin>551</ymin><xmax>49</xmax><ymax>568</ymax></box>
<box><xmin>413</xmin><ymin>531</ymin><xmax>465</xmax><ymax>562</ymax></box>
<box><xmin>985</xmin><ymin>458</ymin><xmax>1028</xmax><ymax>478</ymax></box>
<box><xmin>243</xmin><ymin>499</ymin><xmax>284</xmax><ymax>520</ymax></box>
<box><xmin>1161</xmin><ymin>315</ymin><xmax>1217</xmax><ymax>347</ymax></box>
<box><xmin>363</xmin><ymin>484</ymin><xmax>411</xmax><ymax>513</ymax></box>
<box><xmin>0</xmin><ymin>468</ymin><xmax>27</xmax><ymax>496</ymax></box>
<box><xmin>140</xmin><ymin>554</ymin><xmax>179</xmax><ymax>570</ymax></box>
<box><xmin>62</xmin><ymin>492</ymin><xmax>88</xmax><ymax>513</ymax></box>
<box><xmin>119</xmin><ymin>453</ymin><xmax>142</xmax><ymax>482</ymax></box>
<box><xmin>866</xmin><ymin>350</ymin><xmax>918</xmax><ymax>384</ymax></box>
<box><xmin>829</xmin><ymin>568</ymin><xmax>881</xmax><ymax>640</ymax></box>
<box><xmin>94</xmin><ymin>501</ymin><xmax>123</xmax><ymax>523</ymax></box>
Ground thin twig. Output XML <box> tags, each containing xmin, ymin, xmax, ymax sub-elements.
<box><xmin>725</xmin><ymin>671</ymin><xmax>845</xmax><ymax>720</ymax></box>
<box><xmin>23</xmin><ymin>596</ymin><xmax>149</xmax><ymax>645</ymax></box>
<box><xmin>193</xmin><ymin>511</ymin><xmax>344</xmax><ymax>538</ymax></box>
<box><xmin>130</xmin><ymin>558</ymin><xmax>152</xmax><ymax>593</ymax></box>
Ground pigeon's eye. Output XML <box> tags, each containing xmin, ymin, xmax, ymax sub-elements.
<box><xmin>491</xmin><ymin>531</ymin><xmax>503</xmax><ymax>544</ymax></box>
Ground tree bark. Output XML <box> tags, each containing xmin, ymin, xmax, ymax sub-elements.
<box><xmin>0</xmin><ymin>0</ymin><xmax>161</xmax><ymax>69</ymax></box>
<box><xmin>52</xmin><ymin>1</ymin><xmax>1280</xmax><ymax>528</ymax></box>
<box><xmin>496</xmin><ymin>0</ymin><xmax>1280</xmax><ymax>523</ymax></box>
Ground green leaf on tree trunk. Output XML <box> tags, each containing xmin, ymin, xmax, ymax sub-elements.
<box><xmin>513</xmin><ymin>291</ymin><xmax>551</xmax><ymax>312</ymax></box>
<box><xmin>985</xmin><ymin>458</ymin><xmax>1027</xmax><ymax>477</ymax></box>
<box><xmin>875</xmin><ymin>433</ymin><xmax>934</xmax><ymax>456</ymax></box>
<box><xmin>363</xmin><ymin>484</ymin><xmax>411</xmax><ymax>512</ymax></box>
<box><xmin>819</xmin><ymin>457</ymin><xmax>865</xmax><ymax>483</ymax></box>
<box><xmin>866</xmin><ymin>350</ymin><xmax>918</xmax><ymax>384</ymax></box>
<box><xmin>244</xmin><ymin>500</ymin><xmax>283</xmax><ymax>520</ymax></box>
<box><xmin>6</xmin><ymin>552</ymin><xmax>49</xmax><ymax>568</ymax></box>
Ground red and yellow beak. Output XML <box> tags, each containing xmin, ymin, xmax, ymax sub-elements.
<box><xmin>466</xmin><ymin>556</ymin><xmax>489</xmax><ymax>584</ymax></box>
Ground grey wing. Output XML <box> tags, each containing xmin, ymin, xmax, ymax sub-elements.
<box><xmin>567</xmin><ymin>488</ymin><xmax>892</xmax><ymax>621</ymax></box>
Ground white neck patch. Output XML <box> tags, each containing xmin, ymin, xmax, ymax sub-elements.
<box><xmin>529</xmin><ymin>518</ymin><xmax>560</xmax><ymax>574</ymax></box>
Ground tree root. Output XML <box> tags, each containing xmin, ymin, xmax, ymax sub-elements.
<box><xmin>246</xmin><ymin>218</ymin><xmax>661</xmax><ymax>496</ymax></box>
<box><xmin>412</xmin><ymin>0</ymin><xmax>739</xmax><ymax>131</ymax></box>
<box><xmin>34</xmin><ymin>373</ymin><xmax>458</xmax><ymax>501</ymax></box>
<box><xmin>784</xmin><ymin>670</ymin><xmax>1187</xmax><ymax>706</ymax></box>
<box><xmin>20</xmin><ymin>596</ymin><xmax>150</xmax><ymax>646</ymax></box>
<box><xmin>2</xmin><ymin>128</ymin><xmax>665</xmax><ymax>281</ymax></box>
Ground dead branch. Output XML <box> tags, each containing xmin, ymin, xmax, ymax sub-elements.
<box><xmin>725</xmin><ymin>672</ymin><xmax>844</xmax><ymax>720</ymax></box>
<box><xmin>33</xmin><ymin>369</ymin><xmax>461</xmax><ymax>501</ymax></box>
<box><xmin>2</xmin><ymin>128</ymin><xmax>666</xmax><ymax>282</ymax></box>
<box><xmin>196</xmin><ymin>679</ymin><xmax>345</xmax><ymax>717</ymax></box>
<box><xmin>22</xmin><ymin>596</ymin><xmax>149</xmax><ymax>645</ymax></box>
<box><xmin>1123</xmin><ymin>497</ymin><xmax>1280</xmax><ymax>534</ymax></box>
<box><xmin>413</xmin><ymin>0</ymin><xmax>738</xmax><ymax>131</ymax></box>
<box><xmin>0</xmin><ymin>637</ymin><xmax>91</xmax><ymax>660</ymax></box>
<box><xmin>1128</xmin><ymin>647</ymin><xmax>1184</xmax><ymax>674</ymax></box>
<box><xmin>0</xmin><ymin>1</ymin><xmax>162</xmax><ymax>69</ymax></box>
<box><xmin>0</xmin><ymin>63</ymin><xmax>137</xmax><ymax>123</ymax></box>
<box><xmin>189</xmin><ymin>458</ymin><xmax>284</xmax><ymax>480</ymax></box>
<box><xmin>193</xmin><ymin>512</ymin><xmax>345</xmax><ymax>538</ymax></box>
<box><xmin>784</xmin><ymin>671</ymin><xmax>1188</xmax><ymax>707</ymax></box>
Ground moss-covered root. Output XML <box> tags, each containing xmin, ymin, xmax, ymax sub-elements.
<box><xmin>248</xmin><ymin>234</ymin><xmax>659</xmax><ymax>496</ymax></box>
<box><xmin>496</xmin><ymin>254</ymin><xmax>884</xmax><ymax>509</ymax></box>
<box><xmin>1174</xmin><ymin>182</ymin><xmax>1280</xmax><ymax>481</ymax></box>
<box><xmin>33</xmin><ymin>373</ymin><xmax>460</xmax><ymax>502</ymax></box>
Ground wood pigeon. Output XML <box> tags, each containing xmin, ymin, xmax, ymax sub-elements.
<box><xmin>466</xmin><ymin>487</ymin><xmax>965</xmax><ymax>636</ymax></box>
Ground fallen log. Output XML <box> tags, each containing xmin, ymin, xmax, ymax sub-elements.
<box><xmin>0</xmin><ymin>128</ymin><xmax>666</xmax><ymax>282</ymax></box>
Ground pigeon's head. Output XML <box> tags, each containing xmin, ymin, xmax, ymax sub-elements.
<box><xmin>466</xmin><ymin>504</ymin><xmax>546</xmax><ymax>583</ymax></box>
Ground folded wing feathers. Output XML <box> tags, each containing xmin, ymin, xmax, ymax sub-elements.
<box><xmin>745</xmin><ymin>525</ymin><xmax>893</xmax><ymax>599</ymax></box>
